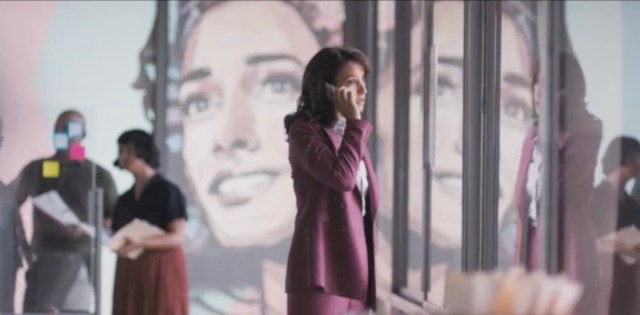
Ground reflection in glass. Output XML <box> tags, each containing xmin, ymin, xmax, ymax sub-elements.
<box><xmin>136</xmin><ymin>1</ymin><xmax>345</xmax><ymax>313</ymax></box>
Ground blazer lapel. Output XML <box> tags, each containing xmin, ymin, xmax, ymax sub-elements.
<box><xmin>322</xmin><ymin>126</ymin><xmax>342</xmax><ymax>153</ymax></box>
<box><xmin>322</xmin><ymin>125</ymin><xmax>379</xmax><ymax>217</ymax></box>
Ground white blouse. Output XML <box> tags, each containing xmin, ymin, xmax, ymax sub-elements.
<box><xmin>335</xmin><ymin>119</ymin><xmax>369</xmax><ymax>216</ymax></box>
<box><xmin>357</xmin><ymin>160</ymin><xmax>369</xmax><ymax>216</ymax></box>
<box><xmin>526</xmin><ymin>139</ymin><xmax>543</xmax><ymax>225</ymax></box>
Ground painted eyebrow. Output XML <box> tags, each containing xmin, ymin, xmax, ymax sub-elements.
<box><xmin>246</xmin><ymin>53</ymin><xmax>303</xmax><ymax>66</ymax></box>
<box><xmin>179</xmin><ymin>67</ymin><xmax>212</xmax><ymax>85</ymax></box>
<box><xmin>504</xmin><ymin>72</ymin><xmax>532</xmax><ymax>88</ymax></box>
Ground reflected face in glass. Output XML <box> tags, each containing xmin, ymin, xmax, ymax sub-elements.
<box><xmin>380</xmin><ymin>1</ymin><xmax>534</xmax><ymax>247</ymax></box>
<box><xmin>178</xmin><ymin>1</ymin><xmax>321</xmax><ymax>247</ymax></box>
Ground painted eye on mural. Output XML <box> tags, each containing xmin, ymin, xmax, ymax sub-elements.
<box><xmin>502</xmin><ymin>97</ymin><xmax>532</xmax><ymax>124</ymax></box>
<box><xmin>183</xmin><ymin>93</ymin><xmax>211</xmax><ymax>116</ymax></box>
<box><xmin>436</xmin><ymin>74</ymin><xmax>456</xmax><ymax>98</ymax></box>
<box><xmin>256</xmin><ymin>72</ymin><xmax>300</xmax><ymax>100</ymax></box>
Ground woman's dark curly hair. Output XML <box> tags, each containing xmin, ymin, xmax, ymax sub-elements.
<box><xmin>283</xmin><ymin>46</ymin><xmax>371</xmax><ymax>134</ymax></box>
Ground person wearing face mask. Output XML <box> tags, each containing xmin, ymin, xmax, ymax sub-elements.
<box><xmin>8</xmin><ymin>110</ymin><xmax>118</xmax><ymax>313</ymax></box>
<box><xmin>283</xmin><ymin>47</ymin><xmax>379</xmax><ymax>315</ymax></box>
<box><xmin>591</xmin><ymin>136</ymin><xmax>640</xmax><ymax>315</ymax></box>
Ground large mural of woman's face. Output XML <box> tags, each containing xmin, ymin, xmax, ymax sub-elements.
<box><xmin>375</xmin><ymin>0</ymin><xmax>536</xmax><ymax>304</ymax></box>
<box><xmin>178</xmin><ymin>1</ymin><xmax>335</xmax><ymax>248</ymax></box>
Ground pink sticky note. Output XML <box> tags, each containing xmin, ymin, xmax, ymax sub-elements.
<box><xmin>69</xmin><ymin>143</ymin><xmax>86</xmax><ymax>161</ymax></box>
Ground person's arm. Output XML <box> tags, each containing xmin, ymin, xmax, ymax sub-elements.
<box><xmin>125</xmin><ymin>219</ymin><xmax>186</xmax><ymax>250</ymax></box>
<box><xmin>289</xmin><ymin>118</ymin><xmax>372</xmax><ymax>191</ymax></box>
<box><xmin>97</xmin><ymin>167</ymin><xmax>118</xmax><ymax>229</ymax></box>
<box><xmin>119</xmin><ymin>182</ymin><xmax>187</xmax><ymax>254</ymax></box>
<box><xmin>8</xmin><ymin>163</ymin><xmax>36</xmax><ymax>265</ymax></box>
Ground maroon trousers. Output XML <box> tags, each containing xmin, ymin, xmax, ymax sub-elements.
<box><xmin>288</xmin><ymin>286</ymin><xmax>369</xmax><ymax>315</ymax></box>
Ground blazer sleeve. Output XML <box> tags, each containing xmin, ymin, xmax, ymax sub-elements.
<box><xmin>289</xmin><ymin>118</ymin><xmax>373</xmax><ymax>191</ymax></box>
<box><xmin>558</xmin><ymin>119</ymin><xmax>602</xmax><ymax>229</ymax></box>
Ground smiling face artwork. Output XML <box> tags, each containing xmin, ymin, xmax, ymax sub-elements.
<box><xmin>178</xmin><ymin>1</ymin><xmax>323</xmax><ymax>248</ymax></box>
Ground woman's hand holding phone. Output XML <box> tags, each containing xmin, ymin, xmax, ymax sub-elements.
<box><xmin>325</xmin><ymin>83</ymin><xmax>361</xmax><ymax>120</ymax></box>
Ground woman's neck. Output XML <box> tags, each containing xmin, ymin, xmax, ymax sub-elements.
<box><xmin>132</xmin><ymin>166</ymin><xmax>156</xmax><ymax>192</ymax></box>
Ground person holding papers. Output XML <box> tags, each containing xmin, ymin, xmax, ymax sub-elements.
<box><xmin>591</xmin><ymin>136</ymin><xmax>640</xmax><ymax>315</ymax></box>
<box><xmin>111</xmin><ymin>129</ymin><xmax>188</xmax><ymax>315</ymax></box>
<box><xmin>10</xmin><ymin>110</ymin><xmax>118</xmax><ymax>313</ymax></box>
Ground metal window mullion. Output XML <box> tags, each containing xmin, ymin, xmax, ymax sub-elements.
<box><xmin>479</xmin><ymin>0</ymin><xmax>502</xmax><ymax>271</ymax></box>
<box><xmin>391</xmin><ymin>0</ymin><xmax>412</xmax><ymax>292</ymax></box>
<box><xmin>462</xmin><ymin>0</ymin><xmax>484</xmax><ymax>273</ymax></box>
<box><xmin>154</xmin><ymin>1</ymin><xmax>169</xmax><ymax>175</ymax></box>
<box><xmin>87</xmin><ymin>188</ymin><xmax>103</xmax><ymax>315</ymax></box>
<box><xmin>538</xmin><ymin>0</ymin><xmax>566</xmax><ymax>274</ymax></box>
<box><xmin>421</xmin><ymin>0</ymin><xmax>435</xmax><ymax>298</ymax></box>
<box><xmin>344</xmin><ymin>0</ymin><xmax>379</xmax><ymax>165</ymax></box>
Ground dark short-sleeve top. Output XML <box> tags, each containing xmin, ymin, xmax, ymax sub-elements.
<box><xmin>112</xmin><ymin>174</ymin><xmax>187</xmax><ymax>233</ymax></box>
<box><xmin>12</xmin><ymin>157</ymin><xmax>118</xmax><ymax>252</ymax></box>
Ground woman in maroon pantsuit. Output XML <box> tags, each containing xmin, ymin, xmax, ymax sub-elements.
<box><xmin>111</xmin><ymin>129</ymin><xmax>189</xmax><ymax>315</ymax></box>
<box><xmin>284</xmin><ymin>47</ymin><xmax>379</xmax><ymax>315</ymax></box>
<box><xmin>512</xmin><ymin>53</ymin><xmax>603</xmax><ymax>315</ymax></box>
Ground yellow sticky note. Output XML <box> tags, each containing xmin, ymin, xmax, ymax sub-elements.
<box><xmin>42</xmin><ymin>160</ymin><xmax>60</xmax><ymax>178</ymax></box>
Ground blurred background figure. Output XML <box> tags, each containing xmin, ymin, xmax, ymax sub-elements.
<box><xmin>592</xmin><ymin>136</ymin><xmax>640</xmax><ymax>315</ymax></box>
<box><xmin>8</xmin><ymin>110</ymin><xmax>118</xmax><ymax>313</ymax></box>
<box><xmin>512</xmin><ymin>52</ymin><xmax>603</xmax><ymax>315</ymax></box>
<box><xmin>111</xmin><ymin>129</ymin><xmax>189</xmax><ymax>315</ymax></box>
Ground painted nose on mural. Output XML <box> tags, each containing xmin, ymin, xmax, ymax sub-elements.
<box><xmin>213</xmin><ymin>99</ymin><xmax>260</xmax><ymax>154</ymax></box>
<box><xmin>214</xmin><ymin>126</ymin><xmax>260</xmax><ymax>154</ymax></box>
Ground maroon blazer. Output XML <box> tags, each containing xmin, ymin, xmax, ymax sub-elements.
<box><xmin>512</xmin><ymin>112</ymin><xmax>603</xmax><ymax>313</ymax></box>
<box><xmin>284</xmin><ymin>117</ymin><xmax>379</xmax><ymax>303</ymax></box>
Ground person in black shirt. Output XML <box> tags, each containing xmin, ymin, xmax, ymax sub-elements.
<box><xmin>110</xmin><ymin>129</ymin><xmax>188</xmax><ymax>315</ymax></box>
<box><xmin>9</xmin><ymin>110</ymin><xmax>118</xmax><ymax>312</ymax></box>
<box><xmin>591</xmin><ymin>136</ymin><xmax>640</xmax><ymax>315</ymax></box>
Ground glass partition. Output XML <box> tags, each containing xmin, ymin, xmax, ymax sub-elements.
<box><xmin>0</xmin><ymin>1</ymin><xmax>154</xmax><ymax>314</ymax></box>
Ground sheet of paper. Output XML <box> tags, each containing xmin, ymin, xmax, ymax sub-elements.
<box><xmin>31</xmin><ymin>190</ymin><xmax>95</xmax><ymax>238</ymax></box>
<box><xmin>32</xmin><ymin>190</ymin><xmax>80</xmax><ymax>225</ymax></box>
<box><xmin>77</xmin><ymin>222</ymin><xmax>96</xmax><ymax>238</ymax></box>
<box><xmin>106</xmin><ymin>219</ymin><xmax>166</xmax><ymax>260</ymax></box>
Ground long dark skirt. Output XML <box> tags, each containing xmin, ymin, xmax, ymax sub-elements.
<box><xmin>112</xmin><ymin>248</ymin><xmax>188</xmax><ymax>315</ymax></box>
<box><xmin>607</xmin><ymin>256</ymin><xmax>638</xmax><ymax>315</ymax></box>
